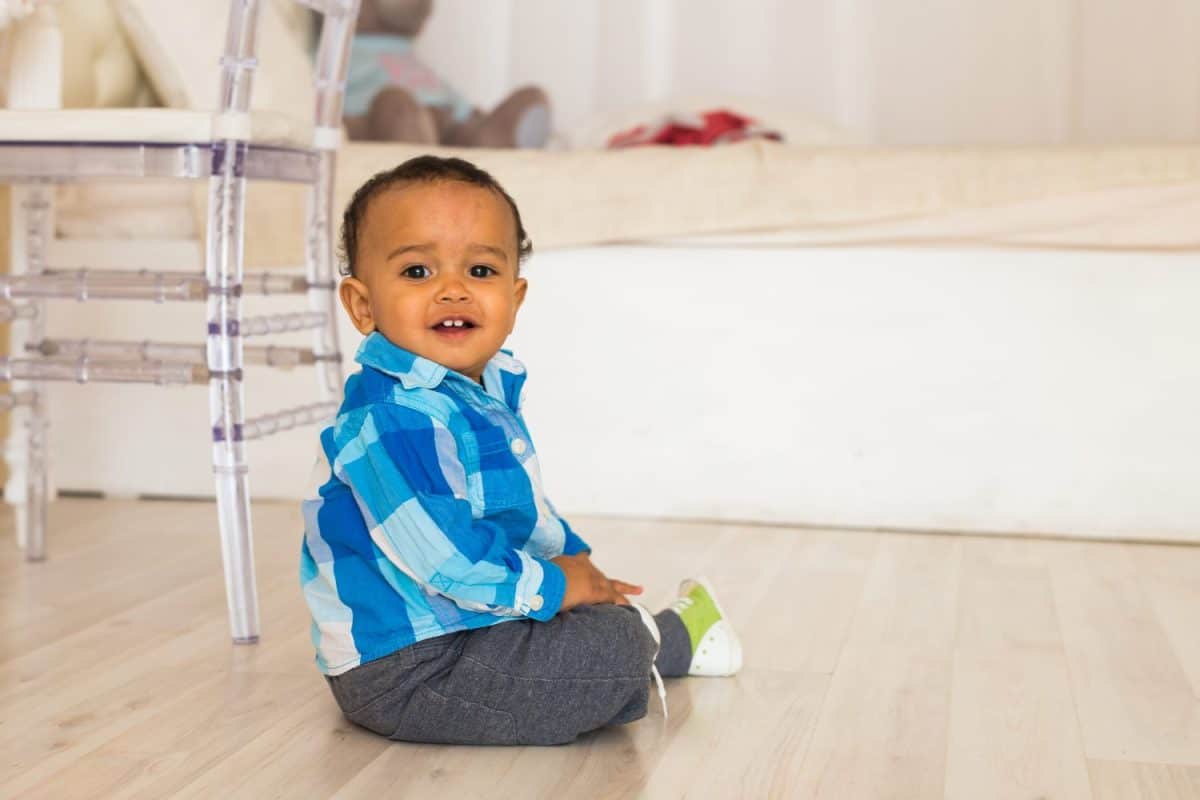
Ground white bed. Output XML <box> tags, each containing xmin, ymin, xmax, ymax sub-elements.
<box><xmin>41</xmin><ymin>231</ymin><xmax>1200</xmax><ymax>544</ymax></box>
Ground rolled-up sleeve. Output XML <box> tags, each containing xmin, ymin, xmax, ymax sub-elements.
<box><xmin>333</xmin><ymin>405</ymin><xmax>565</xmax><ymax>620</ymax></box>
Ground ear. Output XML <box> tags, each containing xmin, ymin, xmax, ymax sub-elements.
<box><xmin>339</xmin><ymin>277</ymin><xmax>376</xmax><ymax>335</ymax></box>
<box><xmin>505</xmin><ymin>277</ymin><xmax>528</xmax><ymax>335</ymax></box>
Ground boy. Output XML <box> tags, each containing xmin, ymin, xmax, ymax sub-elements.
<box><xmin>301</xmin><ymin>155</ymin><xmax>741</xmax><ymax>746</ymax></box>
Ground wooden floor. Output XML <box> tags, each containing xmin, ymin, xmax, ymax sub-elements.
<box><xmin>2</xmin><ymin>499</ymin><xmax>1199</xmax><ymax>799</ymax></box>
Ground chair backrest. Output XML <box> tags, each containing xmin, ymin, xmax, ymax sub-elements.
<box><xmin>307</xmin><ymin>0</ymin><xmax>360</xmax><ymax>139</ymax></box>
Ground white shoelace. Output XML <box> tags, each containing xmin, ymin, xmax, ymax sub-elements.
<box><xmin>669</xmin><ymin>595</ymin><xmax>695</xmax><ymax>615</ymax></box>
<box><xmin>654</xmin><ymin>593</ymin><xmax>698</xmax><ymax>712</ymax></box>
<box><xmin>632</xmin><ymin>604</ymin><xmax>669</xmax><ymax>720</ymax></box>
<box><xmin>650</xmin><ymin>663</ymin><xmax>668</xmax><ymax>721</ymax></box>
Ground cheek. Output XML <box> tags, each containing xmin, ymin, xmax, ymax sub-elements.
<box><xmin>487</xmin><ymin>295</ymin><xmax>519</xmax><ymax>326</ymax></box>
<box><xmin>374</xmin><ymin>286</ymin><xmax>421</xmax><ymax>313</ymax></box>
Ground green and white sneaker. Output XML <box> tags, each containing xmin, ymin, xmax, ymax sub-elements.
<box><xmin>670</xmin><ymin>577</ymin><xmax>743</xmax><ymax>676</ymax></box>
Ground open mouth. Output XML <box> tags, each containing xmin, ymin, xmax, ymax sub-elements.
<box><xmin>431</xmin><ymin>317</ymin><xmax>477</xmax><ymax>336</ymax></box>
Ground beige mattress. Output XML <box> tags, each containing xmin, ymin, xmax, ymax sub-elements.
<box><xmin>54</xmin><ymin>140</ymin><xmax>1200</xmax><ymax>263</ymax></box>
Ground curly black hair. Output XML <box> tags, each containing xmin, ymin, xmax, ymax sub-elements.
<box><xmin>338</xmin><ymin>155</ymin><xmax>532</xmax><ymax>278</ymax></box>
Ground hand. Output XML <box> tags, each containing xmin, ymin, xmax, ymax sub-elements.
<box><xmin>551</xmin><ymin>553</ymin><xmax>643</xmax><ymax>612</ymax></box>
<box><xmin>577</xmin><ymin>554</ymin><xmax>644</xmax><ymax>603</ymax></box>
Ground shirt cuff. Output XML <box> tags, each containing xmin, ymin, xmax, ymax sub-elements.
<box><xmin>562</xmin><ymin>529</ymin><xmax>591</xmax><ymax>556</ymax></box>
<box><xmin>524</xmin><ymin>558</ymin><xmax>565</xmax><ymax>621</ymax></box>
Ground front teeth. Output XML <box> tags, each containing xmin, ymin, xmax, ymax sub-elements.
<box><xmin>440</xmin><ymin>320</ymin><xmax>465</xmax><ymax>328</ymax></box>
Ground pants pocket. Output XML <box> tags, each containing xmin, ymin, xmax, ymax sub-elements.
<box><xmin>327</xmin><ymin>636</ymin><xmax>462</xmax><ymax>729</ymax></box>
<box><xmin>389</xmin><ymin>684</ymin><xmax>518</xmax><ymax>746</ymax></box>
<box><xmin>327</xmin><ymin>654</ymin><xmax>412</xmax><ymax>719</ymax></box>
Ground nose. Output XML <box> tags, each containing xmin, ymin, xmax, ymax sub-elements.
<box><xmin>436</xmin><ymin>277</ymin><xmax>470</xmax><ymax>303</ymax></box>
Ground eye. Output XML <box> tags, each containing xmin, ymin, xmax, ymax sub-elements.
<box><xmin>469</xmin><ymin>264</ymin><xmax>497</xmax><ymax>278</ymax></box>
<box><xmin>401</xmin><ymin>264</ymin><xmax>430</xmax><ymax>279</ymax></box>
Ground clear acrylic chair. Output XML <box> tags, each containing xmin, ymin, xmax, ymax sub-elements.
<box><xmin>0</xmin><ymin>0</ymin><xmax>360</xmax><ymax>643</ymax></box>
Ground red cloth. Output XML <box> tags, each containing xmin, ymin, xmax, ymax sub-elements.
<box><xmin>607</xmin><ymin>109</ymin><xmax>783</xmax><ymax>148</ymax></box>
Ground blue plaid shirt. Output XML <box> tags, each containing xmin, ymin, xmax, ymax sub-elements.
<box><xmin>300</xmin><ymin>332</ymin><xmax>589</xmax><ymax>676</ymax></box>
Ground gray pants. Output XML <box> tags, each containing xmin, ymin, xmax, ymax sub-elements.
<box><xmin>326</xmin><ymin>604</ymin><xmax>692</xmax><ymax>746</ymax></box>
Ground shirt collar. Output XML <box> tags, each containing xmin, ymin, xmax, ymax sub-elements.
<box><xmin>354</xmin><ymin>332</ymin><xmax>527</xmax><ymax>406</ymax></box>
<box><xmin>355</xmin><ymin>332</ymin><xmax>448</xmax><ymax>389</ymax></box>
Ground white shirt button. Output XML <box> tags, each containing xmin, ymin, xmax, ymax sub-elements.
<box><xmin>510</xmin><ymin>438</ymin><xmax>527</xmax><ymax>455</ymax></box>
<box><xmin>529</xmin><ymin>594</ymin><xmax>544</xmax><ymax>611</ymax></box>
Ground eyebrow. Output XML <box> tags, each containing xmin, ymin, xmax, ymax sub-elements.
<box><xmin>384</xmin><ymin>242</ymin><xmax>510</xmax><ymax>264</ymax></box>
<box><xmin>466</xmin><ymin>243</ymin><xmax>510</xmax><ymax>263</ymax></box>
<box><xmin>385</xmin><ymin>243</ymin><xmax>436</xmax><ymax>261</ymax></box>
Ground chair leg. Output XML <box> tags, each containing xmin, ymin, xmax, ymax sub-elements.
<box><xmin>5</xmin><ymin>185</ymin><xmax>51</xmax><ymax>561</ymax></box>
<box><xmin>211</xmin><ymin>439</ymin><xmax>258</xmax><ymax>643</ymax></box>
<box><xmin>22</xmin><ymin>391</ymin><xmax>49</xmax><ymax>561</ymax></box>
<box><xmin>305</xmin><ymin>150</ymin><xmax>343</xmax><ymax>403</ymax></box>
<box><xmin>206</xmin><ymin>141</ymin><xmax>260</xmax><ymax>644</ymax></box>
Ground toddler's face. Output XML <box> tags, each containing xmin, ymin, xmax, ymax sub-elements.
<box><xmin>340</xmin><ymin>180</ymin><xmax>527</xmax><ymax>381</ymax></box>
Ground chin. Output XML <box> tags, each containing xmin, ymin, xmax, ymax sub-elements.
<box><xmin>436</xmin><ymin>356</ymin><xmax>480</xmax><ymax>376</ymax></box>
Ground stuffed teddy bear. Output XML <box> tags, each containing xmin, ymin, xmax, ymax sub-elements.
<box><xmin>343</xmin><ymin>0</ymin><xmax>551</xmax><ymax>148</ymax></box>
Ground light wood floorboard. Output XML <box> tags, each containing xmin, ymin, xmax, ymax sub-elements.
<box><xmin>1045</xmin><ymin>540</ymin><xmax>1200</xmax><ymax>765</ymax></box>
<box><xmin>943</xmin><ymin>538</ymin><xmax>1092</xmax><ymax>799</ymax></box>
<box><xmin>2</xmin><ymin>498</ymin><xmax>1198</xmax><ymax>799</ymax></box>
<box><xmin>1088</xmin><ymin>760</ymin><xmax>1200</xmax><ymax>800</ymax></box>
<box><xmin>788</xmin><ymin>534</ymin><xmax>961</xmax><ymax>799</ymax></box>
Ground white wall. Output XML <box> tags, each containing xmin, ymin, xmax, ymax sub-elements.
<box><xmin>415</xmin><ymin>0</ymin><xmax>1200</xmax><ymax>145</ymax></box>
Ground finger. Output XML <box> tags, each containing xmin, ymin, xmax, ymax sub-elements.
<box><xmin>610</xmin><ymin>580</ymin><xmax>643</xmax><ymax>595</ymax></box>
<box><xmin>614</xmin><ymin>593</ymin><xmax>632</xmax><ymax>606</ymax></box>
